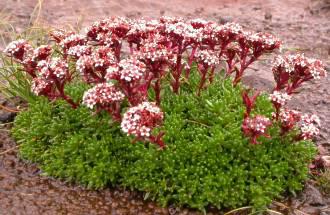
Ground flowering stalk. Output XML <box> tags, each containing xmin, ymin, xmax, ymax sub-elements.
<box><xmin>194</xmin><ymin>49</ymin><xmax>220</xmax><ymax>95</ymax></box>
<box><xmin>241</xmin><ymin>90</ymin><xmax>260</xmax><ymax>118</ymax></box>
<box><xmin>272</xmin><ymin>54</ymin><xmax>327</xmax><ymax>93</ymax></box>
<box><xmin>184</xmin><ymin>45</ymin><xmax>198</xmax><ymax>79</ymax></box>
<box><xmin>233</xmin><ymin>32</ymin><xmax>281</xmax><ymax>85</ymax></box>
<box><xmin>269</xmin><ymin>91</ymin><xmax>291</xmax><ymax>120</ymax></box>
<box><xmin>121</xmin><ymin>102</ymin><xmax>165</xmax><ymax>148</ymax></box>
<box><xmin>242</xmin><ymin>115</ymin><xmax>272</xmax><ymax>144</ymax></box>
<box><xmin>270</xmin><ymin>54</ymin><xmax>326</xmax><ymax>139</ymax></box>
<box><xmin>172</xmin><ymin>43</ymin><xmax>183</xmax><ymax>94</ymax></box>
<box><xmin>82</xmin><ymin>83</ymin><xmax>125</xmax><ymax>121</ymax></box>
<box><xmin>241</xmin><ymin>90</ymin><xmax>272</xmax><ymax>144</ymax></box>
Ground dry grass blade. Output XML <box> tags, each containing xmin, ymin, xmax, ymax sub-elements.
<box><xmin>0</xmin><ymin>103</ymin><xmax>20</xmax><ymax>113</ymax></box>
<box><xmin>224</xmin><ymin>206</ymin><xmax>284</xmax><ymax>215</ymax></box>
<box><xmin>0</xmin><ymin>145</ymin><xmax>19</xmax><ymax>155</ymax></box>
<box><xmin>272</xmin><ymin>201</ymin><xmax>309</xmax><ymax>215</ymax></box>
<box><xmin>224</xmin><ymin>206</ymin><xmax>252</xmax><ymax>215</ymax></box>
<box><xmin>28</xmin><ymin>0</ymin><xmax>44</xmax><ymax>27</ymax></box>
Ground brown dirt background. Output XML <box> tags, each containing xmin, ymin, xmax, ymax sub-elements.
<box><xmin>0</xmin><ymin>0</ymin><xmax>329</xmax><ymax>214</ymax></box>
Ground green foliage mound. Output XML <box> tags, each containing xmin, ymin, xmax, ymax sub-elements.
<box><xmin>12</xmin><ymin>77</ymin><xmax>316</xmax><ymax>211</ymax></box>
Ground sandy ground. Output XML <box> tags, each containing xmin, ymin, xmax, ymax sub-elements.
<box><xmin>0</xmin><ymin>0</ymin><xmax>330</xmax><ymax>214</ymax></box>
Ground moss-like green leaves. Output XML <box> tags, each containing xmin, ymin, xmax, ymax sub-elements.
<box><xmin>12</xmin><ymin>76</ymin><xmax>316</xmax><ymax>211</ymax></box>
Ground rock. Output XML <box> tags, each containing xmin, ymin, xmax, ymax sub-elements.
<box><xmin>179</xmin><ymin>209</ymin><xmax>189</xmax><ymax>215</ymax></box>
<box><xmin>168</xmin><ymin>205</ymin><xmax>178</xmax><ymax>215</ymax></box>
<box><xmin>0</xmin><ymin>98</ymin><xmax>18</xmax><ymax>123</ymax></box>
<box><xmin>325</xmin><ymin>66</ymin><xmax>330</xmax><ymax>72</ymax></box>
<box><xmin>194</xmin><ymin>7</ymin><xmax>204</xmax><ymax>14</ymax></box>
<box><xmin>218</xmin><ymin>16</ymin><xmax>233</xmax><ymax>24</ymax></box>
<box><xmin>270</xmin><ymin>23</ymin><xmax>282</xmax><ymax>28</ymax></box>
<box><xmin>321</xmin><ymin>156</ymin><xmax>330</xmax><ymax>168</ymax></box>
<box><xmin>264</xmin><ymin>25</ymin><xmax>271</xmax><ymax>31</ymax></box>
<box><xmin>265</xmin><ymin>11</ymin><xmax>272</xmax><ymax>20</ymax></box>
<box><xmin>242</xmin><ymin>75</ymin><xmax>273</xmax><ymax>92</ymax></box>
<box><xmin>304</xmin><ymin>184</ymin><xmax>326</xmax><ymax>206</ymax></box>
<box><xmin>0</xmin><ymin>111</ymin><xmax>16</xmax><ymax>123</ymax></box>
<box><xmin>125</xmin><ymin>11</ymin><xmax>141</xmax><ymax>18</ymax></box>
<box><xmin>318</xmin><ymin>145</ymin><xmax>327</xmax><ymax>155</ymax></box>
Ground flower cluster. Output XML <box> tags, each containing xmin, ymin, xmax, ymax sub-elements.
<box><xmin>277</xmin><ymin>108</ymin><xmax>321</xmax><ymax>140</ymax></box>
<box><xmin>67</xmin><ymin>45</ymin><xmax>92</xmax><ymax>58</ymax></box>
<box><xmin>243</xmin><ymin>32</ymin><xmax>281</xmax><ymax>56</ymax></box>
<box><xmin>121</xmin><ymin>102</ymin><xmax>164</xmax><ymax>147</ymax></box>
<box><xmin>3</xmin><ymin>39</ymin><xmax>33</xmax><ymax>61</ymax></box>
<box><xmin>194</xmin><ymin>49</ymin><xmax>220</xmax><ymax>67</ymax></box>
<box><xmin>105</xmin><ymin>57</ymin><xmax>148</xmax><ymax>105</ymax></box>
<box><xmin>76</xmin><ymin>47</ymin><xmax>117</xmax><ymax>83</ymax></box>
<box><xmin>30</xmin><ymin>45</ymin><xmax>52</xmax><ymax>62</ymax></box>
<box><xmin>278</xmin><ymin>108</ymin><xmax>301</xmax><ymax>133</ymax></box>
<box><xmin>267</xmin><ymin>53</ymin><xmax>326</xmax><ymax>141</ymax></box>
<box><xmin>299</xmin><ymin>114</ymin><xmax>321</xmax><ymax>140</ymax></box>
<box><xmin>35</xmin><ymin>59</ymin><xmax>66</xmax><ymax>86</ymax></box>
<box><xmin>269</xmin><ymin>91</ymin><xmax>291</xmax><ymax>106</ymax></box>
<box><xmin>273</xmin><ymin>54</ymin><xmax>327</xmax><ymax>93</ymax></box>
<box><xmin>60</xmin><ymin>33</ymin><xmax>87</xmax><ymax>54</ymax></box>
<box><xmin>242</xmin><ymin>115</ymin><xmax>272</xmax><ymax>144</ymax></box>
<box><xmin>3</xmin><ymin>39</ymin><xmax>78</xmax><ymax>107</ymax></box>
<box><xmin>82</xmin><ymin>83</ymin><xmax>125</xmax><ymax>109</ymax></box>
<box><xmin>29</xmin><ymin>58</ymin><xmax>78</xmax><ymax>107</ymax></box>
<box><xmin>138</xmin><ymin>34</ymin><xmax>174</xmax><ymax>63</ymax></box>
<box><xmin>269</xmin><ymin>90</ymin><xmax>291</xmax><ymax>118</ymax></box>
<box><xmin>241</xmin><ymin>90</ymin><xmax>273</xmax><ymax>144</ymax></box>
<box><xmin>268</xmin><ymin>53</ymin><xmax>326</xmax><ymax>141</ymax></box>
<box><xmin>107</xmin><ymin>58</ymin><xmax>146</xmax><ymax>82</ymax></box>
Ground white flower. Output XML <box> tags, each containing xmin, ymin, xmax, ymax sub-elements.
<box><xmin>82</xmin><ymin>83</ymin><xmax>125</xmax><ymax>109</ymax></box>
<box><xmin>121</xmin><ymin>102</ymin><xmax>163</xmax><ymax>138</ymax></box>
<box><xmin>269</xmin><ymin>91</ymin><xmax>291</xmax><ymax>106</ymax></box>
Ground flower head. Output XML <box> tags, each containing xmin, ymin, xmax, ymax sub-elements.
<box><xmin>126</xmin><ymin>18</ymin><xmax>160</xmax><ymax>44</ymax></box>
<box><xmin>242</xmin><ymin>115</ymin><xmax>272</xmax><ymax>144</ymax></box>
<box><xmin>31</xmin><ymin>77</ymin><xmax>52</xmax><ymax>96</ymax></box>
<box><xmin>211</xmin><ymin>22</ymin><xmax>243</xmax><ymax>43</ymax></box>
<box><xmin>37</xmin><ymin>58</ymin><xmax>68</xmax><ymax>80</ymax></box>
<box><xmin>194</xmin><ymin>49</ymin><xmax>219</xmax><ymax>66</ymax></box>
<box><xmin>298</xmin><ymin>113</ymin><xmax>321</xmax><ymax>140</ymax></box>
<box><xmin>82</xmin><ymin>83</ymin><xmax>125</xmax><ymax>109</ymax></box>
<box><xmin>3</xmin><ymin>39</ymin><xmax>33</xmax><ymax>61</ymax></box>
<box><xmin>269</xmin><ymin>91</ymin><xmax>291</xmax><ymax>106</ymax></box>
<box><xmin>272</xmin><ymin>54</ymin><xmax>327</xmax><ymax>92</ymax></box>
<box><xmin>243</xmin><ymin>32</ymin><xmax>281</xmax><ymax>53</ymax></box>
<box><xmin>31</xmin><ymin>45</ymin><xmax>52</xmax><ymax>62</ymax></box>
<box><xmin>121</xmin><ymin>102</ymin><xmax>163</xmax><ymax>138</ymax></box>
<box><xmin>138</xmin><ymin>34</ymin><xmax>174</xmax><ymax>62</ymax></box>
<box><xmin>67</xmin><ymin>45</ymin><xmax>92</xmax><ymax>58</ymax></box>
<box><xmin>86</xmin><ymin>17</ymin><xmax>130</xmax><ymax>42</ymax></box>
<box><xmin>278</xmin><ymin>108</ymin><xmax>301</xmax><ymax>131</ymax></box>
<box><xmin>60</xmin><ymin>34</ymin><xmax>87</xmax><ymax>52</ymax></box>
<box><xmin>106</xmin><ymin>57</ymin><xmax>146</xmax><ymax>82</ymax></box>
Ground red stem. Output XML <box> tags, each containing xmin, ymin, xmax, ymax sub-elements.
<box><xmin>154</xmin><ymin>78</ymin><xmax>161</xmax><ymax>105</ymax></box>
<box><xmin>185</xmin><ymin>45</ymin><xmax>197</xmax><ymax>79</ymax></box>
<box><xmin>198</xmin><ymin>67</ymin><xmax>208</xmax><ymax>96</ymax></box>
<box><xmin>172</xmin><ymin>44</ymin><xmax>183</xmax><ymax>94</ymax></box>
<box><xmin>208</xmin><ymin>67</ymin><xmax>216</xmax><ymax>83</ymax></box>
<box><xmin>54</xmin><ymin>79</ymin><xmax>78</xmax><ymax>109</ymax></box>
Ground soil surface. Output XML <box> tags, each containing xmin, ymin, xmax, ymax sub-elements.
<box><xmin>0</xmin><ymin>0</ymin><xmax>330</xmax><ymax>214</ymax></box>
